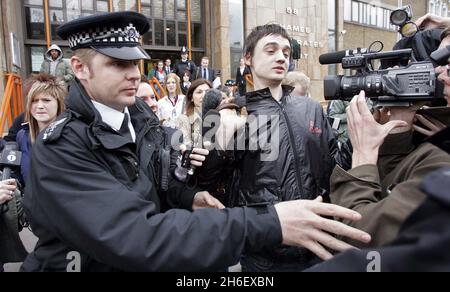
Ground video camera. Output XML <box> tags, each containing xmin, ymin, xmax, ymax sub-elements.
<box><xmin>319</xmin><ymin>44</ymin><xmax>450</xmax><ymax>106</ymax></box>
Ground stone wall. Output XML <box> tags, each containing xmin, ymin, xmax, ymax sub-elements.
<box><xmin>245</xmin><ymin>0</ymin><xmax>330</xmax><ymax>101</ymax></box>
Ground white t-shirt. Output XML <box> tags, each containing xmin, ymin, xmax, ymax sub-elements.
<box><xmin>158</xmin><ymin>95</ymin><xmax>185</xmax><ymax>129</ymax></box>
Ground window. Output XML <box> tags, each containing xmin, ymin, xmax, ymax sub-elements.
<box><xmin>140</xmin><ymin>0</ymin><xmax>197</xmax><ymax>48</ymax></box>
<box><xmin>429</xmin><ymin>0</ymin><xmax>450</xmax><ymax>17</ymax></box>
<box><xmin>328</xmin><ymin>0</ymin><xmax>337</xmax><ymax>75</ymax></box>
<box><xmin>352</xmin><ymin>1</ymin><xmax>358</xmax><ymax>22</ymax></box>
<box><xmin>345</xmin><ymin>0</ymin><xmax>396</xmax><ymax>31</ymax></box>
<box><xmin>377</xmin><ymin>7</ymin><xmax>383</xmax><ymax>28</ymax></box>
<box><xmin>429</xmin><ymin>0</ymin><xmax>436</xmax><ymax>15</ymax></box>
<box><xmin>344</xmin><ymin>0</ymin><xmax>351</xmax><ymax>21</ymax></box>
<box><xmin>97</xmin><ymin>0</ymin><xmax>108</xmax><ymax>12</ymax></box>
<box><xmin>30</xmin><ymin>46</ymin><xmax>46</xmax><ymax>72</ymax></box>
<box><xmin>25</xmin><ymin>0</ymin><xmax>45</xmax><ymax>40</ymax></box>
<box><xmin>229</xmin><ymin>0</ymin><xmax>244</xmax><ymax>78</ymax></box>
<box><xmin>113</xmin><ymin>0</ymin><xmax>137</xmax><ymax>12</ymax></box>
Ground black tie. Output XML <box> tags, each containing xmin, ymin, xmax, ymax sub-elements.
<box><xmin>203</xmin><ymin>68</ymin><xmax>207</xmax><ymax>79</ymax></box>
<box><xmin>119</xmin><ymin>113</ymin><xmax>133</xmax><ymax>142</ymax></box>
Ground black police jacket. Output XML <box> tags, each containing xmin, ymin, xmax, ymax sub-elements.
<box><xmin>21</xmin><ymin>80</ymin><xmax>282</xmax><ymax>272</ymax></box>
<box><xmin>174</xmin><ymin>59</ymin><xmax>196</xmax><ymax>80</ymax></box>
<box><xmin>307</xmin><ymin>167</ymin><xmax>450</xmax><ymax>272</ymax></box>
<box><xmin>198</xmin><ymin>86</ymin><xmax>335</xmax><ymax>263</ymax></box>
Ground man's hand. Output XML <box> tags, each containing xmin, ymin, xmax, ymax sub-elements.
<box><xmin>180</xmin><ymin>145</ymin><xmax>210</xmax><ymax>168</ymax></box>
<box><xmin>414</xmin><ymin>114</ymin><xmax>446</xmax><ymax>137</ymax></box>
<box><xmin>192</xmin><ymin>191</ymin><xmax>225</xmax><ymax>211</ymax></box>
<box><xmin>415</xmin><ymin>13</ymin><xmax>450</xmax><ymax>30</ymax></box>
<box><xmin>437</xmin><ymin>65</ymin><xmax>450</xmax><ymax>106</ymax></box>
<box><xmin>347</xmin><ymin>92</ymin><xmax>408</xmax><ymax>168</ymax></box>
<box><xmin>388</xmin><ymin>104</ymin><xmax>426</xmax><ymax>134</ymax></box>
<box><xmin>373</xmin><ymin>107</ymin><xmax>390</xmax><ymax>125</ymax></box>
<box><xmin>0</xmin><ymin>179</ymin><xmax>17</xmax><ymax>205</ymax></box>
<box><xmin>215</xmin><ymin>108</ymin><xmax>248</xmax><ymax>150</ymax></box>
<box><xmin>274</xmin><ymin>196</ymin><xmax>371</xmax><ymax>261</ymax></box>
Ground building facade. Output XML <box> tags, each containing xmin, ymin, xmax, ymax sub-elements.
<box><xmin>0</xmin><ymin>0</ymin><xmax>441</xmax><ymax>108</ymax></box>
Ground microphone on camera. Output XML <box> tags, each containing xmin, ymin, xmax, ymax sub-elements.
<box><xmin>319</xmin><ymin>48</ymin><xmax>369</xmax><ymax>65</ymax></box>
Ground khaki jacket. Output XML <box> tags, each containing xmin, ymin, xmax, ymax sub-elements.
<box><xmin>331</xmin><ymin>131</ymin><xmax>450</xmax><ymax>248</ymax></box>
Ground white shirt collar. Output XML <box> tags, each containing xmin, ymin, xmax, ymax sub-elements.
<box><xmin>91</xmin><ymin>101</ymin><xmax>136</xmax><ymax>142</ymax></box>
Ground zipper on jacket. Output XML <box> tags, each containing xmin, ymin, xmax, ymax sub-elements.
<box><xmin>273</xmin><ymin>98</ymin><xmax>304</xmax><ymax>197</ymax></box>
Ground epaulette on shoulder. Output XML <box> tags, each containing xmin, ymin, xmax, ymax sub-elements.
<box><xmin>42</xmin><ymin>112</ymin><xmax>72</xmax><ymax>143</ymax></box>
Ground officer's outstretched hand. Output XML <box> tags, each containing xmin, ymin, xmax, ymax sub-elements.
<box><xmin>347</xmin><ymin>91</ymin><xmax>407</xmax><ymax>168</ymax></box>
<box><xmin>274</xmin><ymin>196</ymin><xmax>371</xmax><ymax>261</ymax></box>
<box><xmin>192</xmin><ymin>191</ymin><xmax>225</xmax><ymax>211</ymax></box>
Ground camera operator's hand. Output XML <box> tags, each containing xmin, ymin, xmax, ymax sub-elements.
<box><xmin>347</xmin><ymin>91</ymin><xmax>408</xmax><ymax>168</ymax></box>
<box><xmin>416</xmin><ymin>13</ymin><xmax>450</xmax><ymax>30</ymax></box>
<box><xmin>388</xmin><ymin>104</ymin><xmax>427</xmax><ymax>134</ymax></box>
<box><xmin>274</xmin><ymin>196</ymin><xmax>371</xmax><ymax>261</ymax></box>
<box><xmin>437</xmin><ymin>65</ymin><xmax>450</xmax><ymax>106</ymax></box>
<box><xmin>414</xmin><ymin>114</ymin><xmax>446</xmax><ymax>137</ymax></box>
<box><xmin>373</xmin><ymin>107</ymin><xmax>390</xmax><ymax>125</ymax></box>
<box><xmin>0</xmin><ymin>179</ymin><xmax>17</xmax><ymax>205</ymax></box>
<box><xmin>192</xmin><ymin>191</ymin><xmax>225</xmax><ymax>211</ymax></box>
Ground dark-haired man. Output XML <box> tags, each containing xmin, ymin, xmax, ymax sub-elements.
<box><xmin>198</xmin><ymin>24</ymin><xmax>364</xmax><ymax>271</ymax></box>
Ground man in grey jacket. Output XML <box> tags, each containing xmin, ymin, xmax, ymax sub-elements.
<box><xmin>40</xmin><ymin>44</ymin><xmax>74</xmax><ymax>86</ymax></box>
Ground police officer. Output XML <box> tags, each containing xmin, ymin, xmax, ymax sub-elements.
<box><xmin>21</xmin><ymin>12</ymin><xmax>370</xmax><ymax>272</ymax></box>
<box><xmin>174</xmin><ymin>46</ymin><xmax>196</xmax><ymax>81</ymax></box>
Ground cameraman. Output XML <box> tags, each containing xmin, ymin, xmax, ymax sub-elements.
<box><xmin>414</xmin><ymin>26</ymin><xmax>450</xmax><ymax>138</ymax></box>
<box><xmin>329</xmin><ymin>91</ymin><xmax>450</xmax><ymax>248</ymax></box>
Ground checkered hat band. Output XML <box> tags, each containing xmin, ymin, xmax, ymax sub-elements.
<box><xmin>68</xmin><ymin>24</ymin><xmax>141</xmax><ymax>49</ymax></box>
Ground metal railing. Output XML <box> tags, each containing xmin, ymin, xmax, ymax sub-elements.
<box><xmin>1</xmin><ymin>74</ymin><xmax>24</xmax><ymax>134</ymax></box>
<box><xmin>149</xmin><ymin>77</ymin><xmax>165</xmax><ymax>100</ymax></box>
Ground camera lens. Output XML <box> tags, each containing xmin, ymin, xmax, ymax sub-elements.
<box><xmin>390</xmin><ymin>10</ymin><xmax>408</xmax><ymax>26</ymax></box>
<box><xmin>400</xmin><ymin>22</ymin><xmax>418</xmax><ymax>38</ymax></box>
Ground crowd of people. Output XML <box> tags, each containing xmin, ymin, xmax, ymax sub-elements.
<box><xmin>0</xmin><ymin>11</ymin><xmax>449</xmax><ymax>272</ymax></box>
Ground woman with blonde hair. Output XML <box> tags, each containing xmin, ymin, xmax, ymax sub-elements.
<box><xmin>16</xmin><ymin>73</ymin><xmax>66</xmax><ymax>186</ymax></box>
<box><xmin>157</xmin><ymin>73</ymin><xmax>185</xmax><ymax>128</ymax></box>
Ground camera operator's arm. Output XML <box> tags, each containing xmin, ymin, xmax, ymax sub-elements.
<box><xmin>330</xmin><ymin>92</ymin><xmax>450</xmax><ymax>247</ymax></box>
<box><xmin>416</xmin><ymin>13</ymin><xmax>450</xmax><ymax>30</ymax></box>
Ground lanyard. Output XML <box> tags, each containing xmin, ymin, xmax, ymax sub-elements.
<box><xmin>168</xmin><ymin>95</ymin><xmax>179</xmax><ymax>108</ymax></box>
